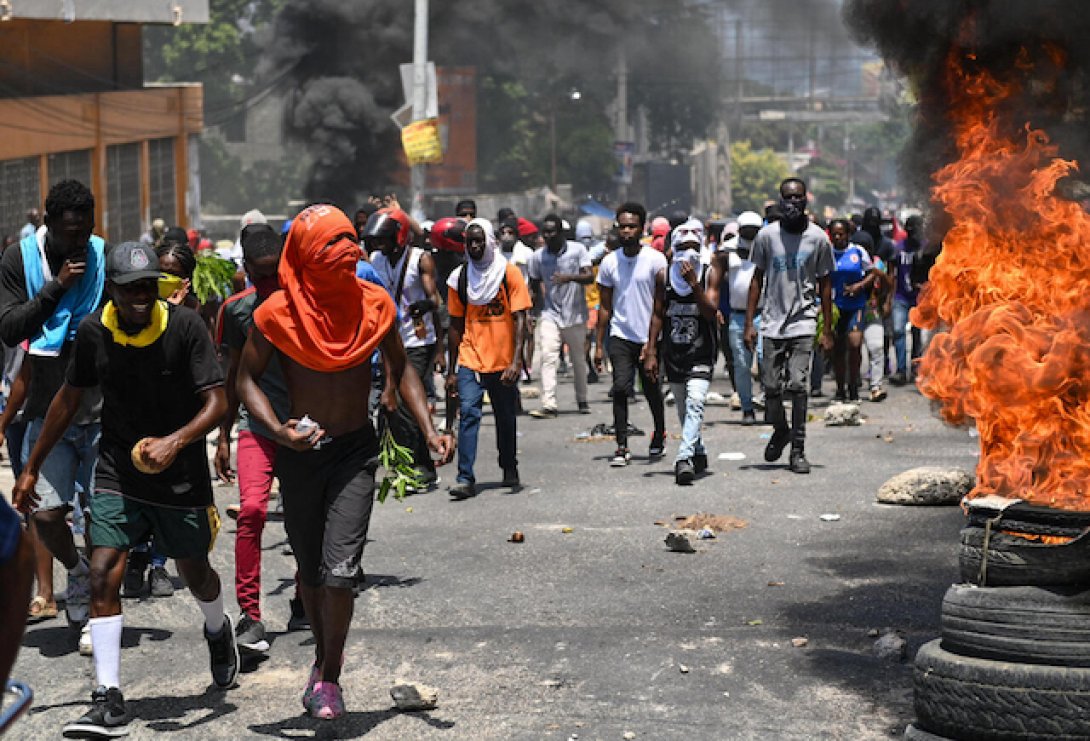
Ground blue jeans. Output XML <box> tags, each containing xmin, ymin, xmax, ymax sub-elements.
<box><xmin>892</xmin><ymin>298</ymin><xmax>914</xmax><ymax>375</ymax></box>
<box><xmin>670</xmin><ymin>378</ymin><xmax>709</xmax><ymax>463</ymax></box>
<box><xmin>25</xmin><ymin>419</ymin><xmax>99</xmax><ymax>513</ymax></box>
<box><xmin>457</xmin><ymin>367</ymin><xmax>519</xmax><ymax>484</ymax></box>
<box><xmin>727</xmin><ymin>313</ymin><xmax>761</xmax><ymax>412</ymax></box>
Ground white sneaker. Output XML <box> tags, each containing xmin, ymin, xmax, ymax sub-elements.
<box><xmin>664</xmin><ymin>390</ymin><xmax>675</xmax><ymax>406</ymax></box>
<box><xmin>79</xmin><ymin>624</ymin><xmax>93</xmax><ymax>656</ymax></box>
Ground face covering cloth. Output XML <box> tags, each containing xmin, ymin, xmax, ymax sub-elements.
<box><xmin>455</xmin><ymin>217</ymin><xmax>508</xmax><ymax>305</ymax></box>
<box><xmin>255</xmin><ymin>204</ymin><xmax>395</xmax><ymax>372</ymax></box>
<box><xmin>669</xmin><ymin>218</ymin><xmax>704</xmax><ymax>296</ymax></box>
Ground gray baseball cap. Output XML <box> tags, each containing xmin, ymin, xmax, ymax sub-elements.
<box><xmin>107</xmin><ymin>242</ymin><xmax>161</xmax><ymax>285</ymax></box>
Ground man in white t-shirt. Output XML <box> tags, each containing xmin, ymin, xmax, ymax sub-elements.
<box><xmin>527</xmin><ymin>213</ymin><xmax>594</xmax><ymax>418</ymax></box>
<box><xmin>595</xmin><ymin>202</ymin><xmax>669</xmax><ymax>466</ymax></box>
<box><xmin>719</xmin><ymin>210</ymin><xmax>764</xmax><ymax>425</ymax></box>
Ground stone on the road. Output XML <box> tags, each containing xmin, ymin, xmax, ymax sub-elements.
<box><xmin>824</xmin><ymin>402</ymin><xmax>861</xmax><ymax>426</ymax></box>
<box><xmin>664</xmin><ymin>531</ymin><xmax>696</xmax><ymax>553</ymax></box>
<box><xmin>390</xmin><ymin>681</ymin><xmax>440</xmax><ymax>711</ymax></box>
<box><xmin>873</xmin><ymin>632</ymin><xmax>907</xmax><ymax>662</ymax></box>
<box><xmin>876</xmin><ymin>466</ymin><xmax>974</xmax><ymax>505</ymax></box>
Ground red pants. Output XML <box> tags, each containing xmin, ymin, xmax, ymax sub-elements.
<box><xmin>235</xmin><ymin>430</ymin><xmax>278</xmax><ymax>621</ymax></box>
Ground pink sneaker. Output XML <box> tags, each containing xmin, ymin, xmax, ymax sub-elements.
<box><xmin>307</xmin><ymin>681</ymin><xmax>345</xmax><ymax>720</ymax></box>
<box><xmin>301</xmin><ymin>663</ymin><xmax>320</xmax><ymax>710</ymax></box>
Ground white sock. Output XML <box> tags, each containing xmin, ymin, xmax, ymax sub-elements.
<box><xmin>89</xmin><ymin>615</ymin><xmax>123</xmax><ymax>689</ymax></box>
<box><xmin>69</xmin><ymin>555</ymin><xmax>89</xmax><ymax>577</ymax></box>
<box><xmin>196</xmin><ymin>593</ymin><xmax>226</xmax><ymax>634</ymax></box>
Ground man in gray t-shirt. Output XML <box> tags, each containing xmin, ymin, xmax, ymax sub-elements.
<box><xmin>527</xmin><ymin>213</ymin><xmax>594</xmax><ymax>417</ymax></box>
<box><xmin>744</xmin><ymin>177</ymin><xmax>834</xmax><ymax>475</ymax></box>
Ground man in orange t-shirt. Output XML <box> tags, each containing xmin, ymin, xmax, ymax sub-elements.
<box><xmin>445</xmin><ymin>218</ymin><xmax>531</xmax><ymax>499</ymax></box>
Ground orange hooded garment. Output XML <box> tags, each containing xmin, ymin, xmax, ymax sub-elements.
<box><xmin>254</xmin><ymin>204</ymin><xmax>395</xmax><ymax>372</ymax></box>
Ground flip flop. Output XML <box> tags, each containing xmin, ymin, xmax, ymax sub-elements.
<box><xmin>27</xmin><ymin>595</ymin><xmax>58</xmax><ymax>621</ymax></box>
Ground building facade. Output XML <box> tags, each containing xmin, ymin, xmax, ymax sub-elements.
<box><xmin>0</xmin><ymin>1</ymin><xmax>208</xmax><ymax>242</ymax></box>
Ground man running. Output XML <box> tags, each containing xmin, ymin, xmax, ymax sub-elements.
<box><xmin>744</xmin><ymin>178</ymin><xmax>834</xmax><ymax>475</ymax></box>
<box><xmin>13</xmin><ymin>242</ymin><xmax>238</xmax><ymax>738</ymax></box>
<box><xmin>215</xmin><ymin>225</ymin><xmax>309</xmax><ymax>655</ymax></box>
<box><xmin>237</xmin><ymin>205</ymin><xmax>452</xmax><ymax>719</ymax></box>
<box><xmin>594</xmin><ymin>202</ymin><xmax>668</xmax><ymax>466</ymax></box>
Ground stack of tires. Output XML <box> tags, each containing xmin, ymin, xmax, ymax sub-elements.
<box><xmin>907</xmin><ymin>499</ymin><xmax>1090</xmax><ymax>740</ymax></box>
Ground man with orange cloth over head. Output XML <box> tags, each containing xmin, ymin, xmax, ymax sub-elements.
<box><xmin>237</xmin><ymin>204</ymin><xmax>453</xmax><ymax>720</ymax></box>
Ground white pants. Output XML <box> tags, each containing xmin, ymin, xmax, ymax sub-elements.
<box><xmin>862</xmin><ymin>320</ymin><xmax>884</xmax><ymax>390</ymax></box>
<box><xmin>539</xmin><ymin>318</ymin><xmax>588</xmax><ymax>410</ymax></box>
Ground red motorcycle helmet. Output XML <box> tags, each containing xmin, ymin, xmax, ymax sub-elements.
<box><xmin>430</xmin><ymin>217</ymin><xmax>466</xmax><ymax>253</ymax></box>
<box><xmin>362</xmin><ymin>207</ymin><xmax>412</xmax><ymax>249</ymax></box>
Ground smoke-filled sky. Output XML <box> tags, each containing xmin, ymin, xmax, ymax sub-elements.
<box><xmin>844</xmin><ymin>0</ymin><xmax>1090</xmax><ymax>202</ymax></box>
<box><xmin>256</xmin><ymin>0</ymin><xmax>872</xmax><ymax>204</ymax></box>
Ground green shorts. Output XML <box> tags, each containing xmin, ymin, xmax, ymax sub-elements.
<box><xmin>89</xmin><ymin>491</ymin><xmax>220</xmax><ymax>560</ymax></box>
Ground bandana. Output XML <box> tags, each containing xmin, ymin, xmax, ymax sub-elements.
<box><xmin>102</xmin><ymin>300</ymin><xmax>169</xmax><ymax>348</ymax></box>
<box><xmin>254</xmin><ymin>205</ymin><xmax>395</xmax><ymax>372</ymax></box>
<box><xmin>448</xmin><ymin>218</ymin><xmax>509</xmax><ymax>306</ymax></box>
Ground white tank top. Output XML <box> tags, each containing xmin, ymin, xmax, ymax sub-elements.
<box><xmin>372</xmin><ymin>247</ymin><xmax>436</xmax><ymax>348</ymax></box>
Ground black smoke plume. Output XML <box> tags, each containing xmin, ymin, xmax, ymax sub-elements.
<box><xmin>843</xmin><ymin>0</ymin><xmax>1090</xmax><ymax>205</ymax></box>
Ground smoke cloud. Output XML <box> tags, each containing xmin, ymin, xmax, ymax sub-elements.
<box><xmin>843</xmin><ymin>0</ymin><xmax>1090</xmax><ymax>203</ymax></box>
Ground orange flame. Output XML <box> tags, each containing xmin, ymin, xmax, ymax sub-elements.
<box><xmin>912</xmin><ymin>48</ymin><xmax>1090</xmax><ymax>510</ymax></box>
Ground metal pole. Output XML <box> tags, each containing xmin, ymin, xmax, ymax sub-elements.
<box><xmin>410</xmin><ymin>0</ymin><xmax>428</xmax><ymax>216</ymax></box>
<box><xmin>616</xmin><ymin>48</ymin><xmax>628</xmax><ymax>202</ymax></box>
<box><xmin>550</xmin><ymin>107</ymin><xmax>557</xmax><ymax>194</ymax></box>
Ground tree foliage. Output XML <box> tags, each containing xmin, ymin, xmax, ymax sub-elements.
<box><xmin>730</xmin><ymin>141</ymin><xmax>790</xmax><ymax>213</ymax></box>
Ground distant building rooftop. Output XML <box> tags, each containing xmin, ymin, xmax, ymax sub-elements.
<box><xmin>6</xmin><ymin>0</ymin><xmax>208</xmax><ymax>24</ymax></box>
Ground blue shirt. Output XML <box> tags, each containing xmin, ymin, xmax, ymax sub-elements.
<box><xmin>831</xmin><ymin>245</ymin><xmax>872</xmax><ymax>312</ymax></box>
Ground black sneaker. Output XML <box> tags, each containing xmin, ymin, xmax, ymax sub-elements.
<box><xmin>205</xmin><ymin>614</ymin><xmax>240</xmax><ymax>689</ymax></box>
<box><xmin>741</xmin><ymin>410</ymin><xmax>757</xmax><ymax>426</ymax></box>
<box><xmin>502</xmin><ymin>467</ymin><xmax>520</xmax><ymax>488</ymax></box>
<box><xmin>693</xmin><ymin>453</ymin><xmax>708</xmax><ymax>475</ymax></box>
<box><xmin>764</xmin><ymin>427</ymin><xmax>791</xmax><ymax>462</ymax></box>
<box><xmin>235</xmin><ymin>613</ymin><xmax>270</xmax><ymax>654</ymax></box>
<box><xmin>675</xmin><ymin>459</ymin><xmax>695</xmax><ymax>486</ymax></box>
<box><xmin>449</xmin><ymin>482</ymin><xmax>477</xmax><ymax>500</ymax></box>
<box><xmin>587</xmin><ymin>368</ymin><xmax>599</xmax><ymax>384</ymax></box>
<box><xmin>889</xmin><ymin>372</ymin><xmax>908</xmax><ymax>387</ymax></box>
<box><xmin>63</xmin><ymin>686</ymin><xmax>129</xmax><ymax>739</ymax></box>
<box><xmin>148</xmin><ymin>566</ymin><xmax>174</xmax><ymax>598</ymax></box>
<box><xmin>610</xmin><ymin>447</ymin><xmax>631</xmax><ymax>467</ymax></box>
<box><xmin>648</xmin><ymin>431</ymin><xmax>666</xmax><ymax>459</ymax></box>
<box><xmin>578</xmin><ymin>402</ymin><xmax>591</xmax><ymax>414</ymax></box>
<box><xmin>789</xmin><ymin>449</ymin><xmax>812</xmax><ymax>474</ymax></box>
<box><xmin>287</xmin><ymin>597</ymin><xmax>310</xmax><ymax>632</ymax></box>
<box><xmin>833</xmin><ymin>388</ymin><xmax>847</xmax><ymax>402</ymax></box>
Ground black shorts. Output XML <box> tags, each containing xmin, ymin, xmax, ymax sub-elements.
<box><xmin>275</xmin><ymin>425</ymin><xmax>379</xmax><ymax>589</ymax></box>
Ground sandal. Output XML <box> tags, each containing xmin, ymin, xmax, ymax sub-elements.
<box><xmin>28</xmin><ymin>595</ymin><xmax>58</xmax><ymax>621</ymax></box>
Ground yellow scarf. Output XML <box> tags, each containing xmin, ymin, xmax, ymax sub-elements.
<box><xmin>101</xmin><ymin>300</ymin><xmax>169</xmax><ymax>348</ymax></box>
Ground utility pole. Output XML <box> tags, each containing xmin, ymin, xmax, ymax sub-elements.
<box><xmin>409</xmin><ymin>0</ymin><xmax>428</xmax><ymax>218</ymax></box>
<box><xmin>616</xmin><ymin>48</ymin><xmax>628</xmax><ymax>202</ymax></box>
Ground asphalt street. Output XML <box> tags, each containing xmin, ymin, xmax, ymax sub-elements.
<box><xmin>6</xmin><ymin>368</ymin><xmax>977</xmax><ymax>740</ymax></box>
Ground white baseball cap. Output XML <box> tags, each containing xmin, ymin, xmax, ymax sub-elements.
<box><xmin>737</xmin><ymin>211</ymin><xmax>763</xmax><ymax>229</ymax></box>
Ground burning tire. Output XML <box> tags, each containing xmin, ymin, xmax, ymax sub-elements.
<box><xmin>914</xmin><ymin>639</ymin><xmax>1090</xmax><ymax>739</ymax></box>
<box><xmin>941</xmin><ymin>584</ymin><xmax>1090</xmax><ymax>667</ymax></box>
<box><xmin>958</xmin><ymin>526</ymin><xmax>1090</xmax><ymax>587</ymax></box>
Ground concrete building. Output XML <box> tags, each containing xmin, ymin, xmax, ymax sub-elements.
<box><xmin>0</xmin><ymin>0</ymin><xmax>208</xmax><ymax>242</ymax></box>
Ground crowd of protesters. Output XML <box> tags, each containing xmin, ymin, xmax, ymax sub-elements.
<box><xmin>0</xmin><ymin>176</ymin><xmax>940</xmax><ymax>735</ymax></box>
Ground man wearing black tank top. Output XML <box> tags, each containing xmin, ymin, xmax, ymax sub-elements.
<box><xmin>645</xmin><ymin>220</ymin><xmax>722</xmax><ymax>485</ymax></box>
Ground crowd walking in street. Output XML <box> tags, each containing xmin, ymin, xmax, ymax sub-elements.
<box><xmin>0</xmin><ymin>175</ymin><xmax>940</xmax><ymax>737</ymax></box>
